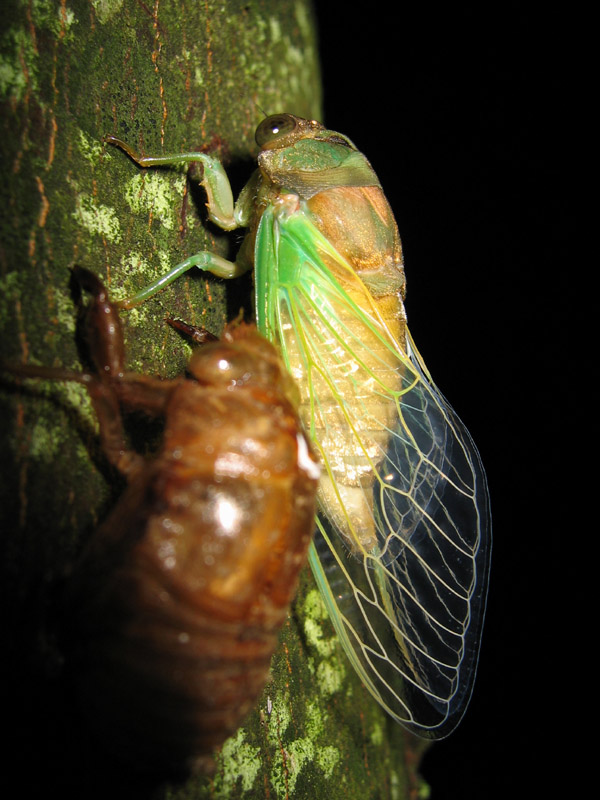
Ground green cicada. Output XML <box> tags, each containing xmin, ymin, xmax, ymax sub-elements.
<box><xmin>106</xmin><ymin>113</ymin><xmax>491</xmax><ymax>738</ymax></box>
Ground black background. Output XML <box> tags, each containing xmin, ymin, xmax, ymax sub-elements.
<box><xmin>316</xmin><ymin>4</ymin><xmax>577</xmax><ymax>798</ymax></box>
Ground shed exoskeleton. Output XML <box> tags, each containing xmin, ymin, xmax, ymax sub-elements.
<box><xmin>5</xmin><ymin>266</ymin><xmax>319</xmax><ymax>773</ymax></box>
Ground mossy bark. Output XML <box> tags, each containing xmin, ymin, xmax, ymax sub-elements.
<box><xmin>0</xmin><ymin>2</ymin><xmax>428</xmax><ymax>798</ymax></box>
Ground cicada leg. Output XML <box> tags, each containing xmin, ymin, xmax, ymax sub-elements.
<box><xmin>116</xmin><ymin>250</ymin><xmax>248</xmax><ymax>309</ymax></box>
<box><xmin>4</xmin><ymin>267</ymin><xmax>194</xmax><ymax>478</ymax></box>
<box><xmin>4</xmin><ymin>268</ymin><xmax>144</xmax><ymax>477</ymax></box>
<box><xmin>104</xmin><ymin>135</ymin><xmax>254</xmax><ymax>309</ymax></box>
<box><xmin>104</xmin><ymin>135</ymin><xmax>241</xmax><ymax>230</ymax></box>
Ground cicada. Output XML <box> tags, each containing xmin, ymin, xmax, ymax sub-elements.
<box><xmin>105</xmin><ymin>113</ymin><xmax>491</xmax><ymax>738</ymax></box>
<box><xmin>5</xmin><ymin>267</ymin><xmax>319</xmax><ymax>773</ymax></box>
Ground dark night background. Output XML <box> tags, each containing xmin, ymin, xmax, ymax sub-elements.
<box><xmin>316</xmin><ymin>4</ymin><xmax>576</xmax><ymax>799</ymax></box>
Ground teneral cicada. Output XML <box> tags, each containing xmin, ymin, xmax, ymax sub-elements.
<box><xmin>5</xmin><ymin>267</ymin><xmax>319</xmax><ymax>772</ymax></box>
<box><xmin>105</xmin><ymin>113</ymin><xmax>491</xmax><ymax>738</ymax></box>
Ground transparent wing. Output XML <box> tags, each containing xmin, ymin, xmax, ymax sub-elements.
<box><xmin>309</xmin><ymin>345</ymin><xmax>490</xmax><ymax>738</ymax></box>
<box><xmin>255</xmin><ymin>205</ymin><xmax>491</xmax><ymax>738</ymax></box>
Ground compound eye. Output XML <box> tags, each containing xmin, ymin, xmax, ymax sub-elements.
<box><xmin>255</xmin><ymin>114</ymin><xmax>297</xmax><ymax>147</ymax></box>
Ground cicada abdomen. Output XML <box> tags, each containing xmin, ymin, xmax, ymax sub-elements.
<box><xmin>9</xmin><ymin>268</ymin><xmax>319</xmax><ymax>774</ymax></box>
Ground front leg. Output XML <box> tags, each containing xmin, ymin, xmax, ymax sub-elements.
<box><xmin>104</xmin><ymin>135</ymin><xmax>244</xmax><ymax>230</ymax></box>
<box><xmin>104</xmin><ymin>136</ymin><xmax>254</xmax><ymax>307</ymax></box>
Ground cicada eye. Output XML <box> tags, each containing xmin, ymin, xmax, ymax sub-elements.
<box><xmin>255</xmin><ymin>114</ymin><xmax>297</xmax><ymax>147</ymax></box>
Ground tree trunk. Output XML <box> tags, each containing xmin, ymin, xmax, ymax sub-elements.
<box><xmin>0</xmin><ymin>2</ymin><xmax>428</xmax><ymax>797</ymax></box>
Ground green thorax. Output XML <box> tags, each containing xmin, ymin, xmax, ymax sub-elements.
<box><xmin>249</xmin><ymin>115</ymin><xmax>403</xmax><ymax>340</ymax></box>
<box><xmin>255</xmin><ymin>114</ymin><xmax>381</xmax><ymax>201</ymax></box>
<box><xmin>258</xmin><ymin>140</ymin><xmax>380</xmax><ymax>199</ymax></box>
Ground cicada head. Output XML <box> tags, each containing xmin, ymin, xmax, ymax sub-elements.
<box><xmin>255</xmin><ymin>113</ymin><xmax>355</xmax><ymax>149</ymax></box>
<box><xmin>187</xmin><ymin>322</ymin><xmax>300</xmax><ymax>409</ymax></box>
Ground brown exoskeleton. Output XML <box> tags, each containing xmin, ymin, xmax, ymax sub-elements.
<box><xmin>4</xmin><ymin>267</ymin><xmax>319</xmax><ymax>774</ymax></box>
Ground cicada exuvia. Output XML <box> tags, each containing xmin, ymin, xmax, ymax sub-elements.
<box><xmin>4</xmin><ymin>267</ymin><xmax>319</xmax><ymax>773</ymax></box>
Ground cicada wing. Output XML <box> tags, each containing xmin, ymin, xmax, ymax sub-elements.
<box><xmin>370</xmin><ymin>359</ymin><xmax>490</xmax><ymax>736</ymax></box>
<box><xmin>256</xmin><ymin>204</ymin><xmax>491</xmax><ymax>738</ymax></box>
<box><xmin>308</xmin><ymin>375</ymin><xmax>490</xmax><ymax>737</ymax></box>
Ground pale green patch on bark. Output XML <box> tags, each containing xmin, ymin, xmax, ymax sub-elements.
<box><xmin>0</xmin><ymin>27</ymin><xmax>38</xmax><ymax>100</ymax></box>
<box><xmin>317</xmin><ymin>658</ymin><xmax>346</xmax><ymax>695</ymax></box>
<box><xmin>113</xmin><ymin>252</ymin><xmax>153</xmax><ymax>300</ymax></box>
<box><xmin>317</xmin><ymin>745</ymin><xmax>342</xmax><ymax>779</ymax></box>
<box><xmin>31</xmin><ymin>0</ymin><xmax>77</xmax><ymax>37</ymax></box>
<box><xmin>267</xmin><ymin>691</ymin><xmax>314</xmax><ymax>797</ymax></box>
<box><xmin>294</xmin><ymin>0</ymin><xmax>313</xmax><ymax>36</ymax></box>
<box><xmin>304</xmin><ymin>697</ymin><xmax>326</xmax><ymax>737</ymax></box>
<box><xmin>0</xmin><ymin>55</ymin><xmax>27</xmax><ymax>100</ymax></box>
<box><xmin>53</xmin><ymin>289</ymin><xmax>78</xmax><ymax>336</ymax></box>
<box><xmin>27</xmin><ymin>393</ymin><xmax>92</xmax><ymax>462</ymax></box>
<box><xmin>124</xmin><ymin>173</ymin><xmax>187</xmax><ymax>232</ymax></box>
<box><xmin>269</xmin><ymin>17</ymin><xmax>282</xmax><ymax>43</ymax></box>
<box><xmin>240</xmin><ymin>686</ymin><xmax>343</xmax><ymax>798</ymax></box>
<box><xmin>72</xmin><ymin>191</ymin><xmax>122</xmax><ymax>243</ymax></box>
<box><xmin>76</xmin><ymin>129</ymin><xmax>105</xmax><ymax>166</ymax></box>
<box><xmin>91</xmin><ymin>0</ymin><xmax>123</xmax><ymax>24</ymax></box>
<box><xmin>302</xmin><ymin>588</ymin><xmax>341</xmax><ymax>659</ymax></box>
<box><xmin>214</xmin><ymin>729</ymin><xmax>262</xmax><ymax>797</ymax></box>
<box><xmin>370</xmin><ymin>718</ymin><xmax>384</xmax><ymax>746</ymax></box>
<box><xmin>28</xmin><ymin>417</ymin><xmax>63</xmax><ymax>462</ymax></box>
<box><xmin>303</xmin><ymin>615</ymin><xmax>337</xmax><ymax>658</ymax></box>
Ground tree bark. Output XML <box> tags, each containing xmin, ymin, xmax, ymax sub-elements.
<box><xmin>0</xmin><ymin>2</ymin><xmax>428</xmax><ymax>797</ymax></box>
